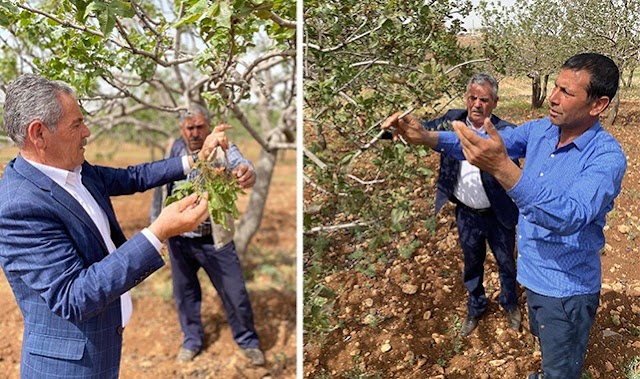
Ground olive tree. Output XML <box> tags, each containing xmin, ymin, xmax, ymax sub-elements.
<box><xmin>0</xmin><ymin>0</ymin><xmax>296</xmax><ymax>255</ymax></box>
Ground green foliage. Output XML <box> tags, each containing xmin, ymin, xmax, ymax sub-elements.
<box><xmin>478</xmin><ymin>0</ymin><xmax>640</xmax><ymax>101</ymax></box>
<box><xmin>304</xmin><ymin>1</ymin><xmax>472</xmax><ymax>350</ymax></box>
<box><xmin>0</xmin><ymin>0</ymin><xmax>295</xmax><ymax>151</ymax></box>
<box><xmin>303</xmin><ymin>270</ymin><xmax>336</xmax><ymax>339</ymax></box>
<box><xmin>304</xmin><ymin>0</ymin><xmax>472</xmax><ymax>233</ymax></box>
<box><xmin>340</xmin><ymin>356</ymin><xmax>382</xmax><ymax>379</ymax></box>
<box><xmin>398</xmin><ymin>239</ymin><xmax>420</xmax><ymax>259</ymax></box>
<box><xmin>165</xmin><ymin>160</ymin><xmax>244</xmax><ymax>230</ymax></box>
<box><xmin>625</xmin><ymin>356</ymin><xmax>640</xmax><ymax>379</ymax></box>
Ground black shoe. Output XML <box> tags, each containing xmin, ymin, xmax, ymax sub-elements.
<box><xmin>507</xmin><ymin>308</ymin><xmax>522</xmax><ymax>331</ymax></box>
<box><xmin>527</xmin><ymin>372</ymin><xmax>543</xmax><ymax>379</ymax></box>
<box><xmin>460</xmin><ymin>315</ymin><xmax>480</xmax><ymax>337</ymax></box>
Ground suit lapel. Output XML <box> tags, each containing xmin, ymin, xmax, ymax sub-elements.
<box><xmin>14</xmin><ymin>156</ymin><xmax>109</xmax><ymax>254</ymax></box>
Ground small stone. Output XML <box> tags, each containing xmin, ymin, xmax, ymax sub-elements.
<box><xmin>350</xmin><ymin>349</ymin><xmax>361</xmax><ymax>356</ymax></box>
<box><xmin>489</xmin><ymin>359</ymin><xmax>506</xmax><ymax>367</ymax></box>
<box><xmin>603</xmin><ymin>330</ymin><xmax>622</xmax><ymax>338</ymax></box>
<box><xmin>404</xmin><ymin>351</ymin><xmax>415</xmax><ymax>362</ymax></box>
<box><xmin>618</xmin><ymin>224</ymin><xmax>631</xmax><ymax>234</ymax></box>
<box><xmin>380</xmin><ymin>343</ymin><xmax>392</xmax><ymax>353</ymax></box>
<box><xmin>605</xmin><ymin>361</ymin><xmax>614</xmax><ymax>372</ymax></box>
<box><xmin>423</xmin><ymin>311</ymin><xmax>432</xmax><ymax>320</ymax></box>
<box><xmin>364</xmin><ymin>298</ymin><xmax>374</xmax><ymax>307</ymax></box>
<box><xmin>362</xmin><ymin>314</ymin><xmax>377</xmax><ymax>325</ymax></box>
<box><xmin>401</xmin><ymin>283</ymin><xmax>418</xmax><ymax>295</ymax></box>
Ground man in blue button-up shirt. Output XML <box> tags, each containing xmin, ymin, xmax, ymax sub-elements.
<box><xmin>383</xmin><ymin>53</ymin><xmax>627</xmax><ymax>379</ymax></box>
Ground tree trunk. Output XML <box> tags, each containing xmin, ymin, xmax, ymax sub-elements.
<box><xmin>605</xmin><ymin>92</ymin><xmax>620</xmax><ymax>127</ymax></box>
<box><xmin>529</xmin><ymin>73</ymin><xmax>547</xmax><ymax>108</ymax></box>
<box><xmin>234</xmin><ymin>147</ymin><xmax>277</xmax><ymax>257</ymax></box>
<box><xmin>539</xmin><ymin>74</ymin><xmax>549</xmax><ymax>107</ymax></box>
<box><xmin>315</xmin><ymin>122</ymin><xmax>327</xmax><ymax>150</ymax></box>
<box><xmin>627</xmin><ymin>67</ymin><xmax>635</xmax><ymax>88</ymax></box>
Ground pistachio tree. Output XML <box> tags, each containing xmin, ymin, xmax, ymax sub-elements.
<box><xmin>478</xmin><ymin>0</ymin><xmax>572</xmax><ymax>108</ymax></box>
<box><xmin>478</xmin><ymin>0</ymin><xmax>640</xmax><ymax>120</ymax></box>
<box><xmin>0</xmin><ymin>0</ymin><xmax>296</xmax><ymax>255</ymax></box>
<box><xmin>303</xmin><ymin>0</ymin><xmax>476</xmax><ymax>338</ymax></box>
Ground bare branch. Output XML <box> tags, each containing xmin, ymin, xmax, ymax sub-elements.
<box><xmin>15</xmin><ymin>3</ymin><xmax>194</xmax><ymax>68</ymax></box>
<box><xmin>349</xmin><ymin>60</ymin><xmax>424</xmax><ymax>73</ymax></box>
<box><xmin>305</xmin><ymin>220</ymin><xmax>377</xmax><ymax>234</ymax></box>
<box><xmin>242</xmin><ymin>50</ymin><xmax>296</xmax><ymax>80</ymax></box>
<box><xmin>303</xmin><ymin>147</ymin><xmax>328</xmax><ymax>170</ymax></box>
<box><xmin>346</xmin><ymin>174</ymin><xmax>385</xmax><ymax>185</ymax></box>
<box><xmin>444</xmin><ymin>58</ymin><xmax>491</xmax><ymax>75</ymax></box>
<box><xmin>269</xmin><ymin>12</ymin><xmax>296</xmax><ymax>29</ymax></box>
<box><xmin>306</xmin><ymin>23</ymin><xmax>384</xmax><ymax>53</ymax></box>
<box><xmin>267</xmin><ymin>142</ymin><xmax>297</xmax><ymax>150</ymax></box>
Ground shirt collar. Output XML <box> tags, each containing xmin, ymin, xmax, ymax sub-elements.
<box><xmin>573</xmin><ymin>120</ymin><xmax>602</xmax><ymax>151</ymax></box>
<box><xmin>545</xmin><ymin>117</ymin><xmax>602</xmax><ymax>151</ymax></box>
<box><xmin>22</xmin><ymin>157</ymin><xmax>83</xmax><ymax>188</ymax></box>
<box><xmin>465</xmin><ymin>117</ymin><xmax>486</xmax><ymax>134</ymax></box>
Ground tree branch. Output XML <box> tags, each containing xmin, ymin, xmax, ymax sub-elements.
<box><xmin>305</xmin><ymin>220</ymin><xmax>377</xmax><ymax>234</ymax></box>
<box><xmin>15</xmin><ymin>3</ymin><xmax>194</xmax><ymax>68</ymax></box>
<box><xmin>269</xmin><ymin>12</ymin><xmax>296</xmax><ymax>29</ymax></box>
<box><xmin>306</xmin><ymin>23</ymin><xmax>384</xmax><ymax>53</ymax></box>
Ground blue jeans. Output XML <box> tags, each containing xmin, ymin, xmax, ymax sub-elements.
<box><xmin>526</xmin><ymin>289</ymin><xmax>599</xmax><ymax>379</ymax></box>
<box><xmin>456</xmin><ymin>205</ymin><xmax>517</xmax><ymax>317</ymax></box>
<box><xmin>167</xmin><ymin>236</ymin><xmax>259</xmax><ymax>351</ymax></box>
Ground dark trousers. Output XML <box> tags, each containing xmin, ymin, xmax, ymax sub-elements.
<box><xmin>526</xmin><ymin>289</ymin><xmax>599</xmax><ymax>379</ymax></box>
<box><xmin>455</xmin><ymin>205</ymin><xmax>517</xmax><ymax>317</ymax></box>
<box><xmin>167</xmin><ymin>236</ymin><xmax>259</xmax><ymax>351</ymax></box>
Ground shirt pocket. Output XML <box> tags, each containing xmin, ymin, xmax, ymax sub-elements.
<box><xmin>26</xmin><ymin>332</ymin><xmax>86</xmax><ymax>361</ymax></box>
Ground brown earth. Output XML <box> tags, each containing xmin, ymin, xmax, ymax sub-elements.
<box><xmin>0</xmin><ymin>141</ymin><xmax>297</xmax><ymax>379</ymax></box>
<box><xmin>303</xmin><ymin>100</ymin><xmax>640</xmax><ymax>378</ymax></box>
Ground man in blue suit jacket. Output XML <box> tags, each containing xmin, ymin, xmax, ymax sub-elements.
<box><xmin>392</xmin><ymin>73</ymin><xmax>521</xmax><ymax>337</ymax></box>
<box><xmin>0</xmin><ymin>74</ymin><xmax>225</xmax><ymax>378</ymax></box>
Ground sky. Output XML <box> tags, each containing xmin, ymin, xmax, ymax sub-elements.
<box><xmin>462</xmin><ymin>0</ymin><xmax>518</xmax><ymax>30</ymax></box>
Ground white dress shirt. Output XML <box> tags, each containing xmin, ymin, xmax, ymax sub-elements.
<box><xmin>24</xmin><ymin>159</ymin><xmax>166</xmax><ymax>327</ymax></box>
<box><xmin>452</xmin><ymin>119</ymin><xmax>492</xmax><ymax>210</ymax></box>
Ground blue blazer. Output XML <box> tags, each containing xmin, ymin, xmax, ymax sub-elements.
<box><xmin>0</xmin><ymin>155</ymin><xmax>185</xmax><ymax>378</ymax></box>
<box><xmin>422</xmin><ymin>109</ymin><xmax>519</xmax><ymax>229</ymax></box>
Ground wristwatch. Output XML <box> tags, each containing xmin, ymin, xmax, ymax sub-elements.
<box><xmin>191</xmin><ymin>152</ymin><xmax>199</xmax><ymax>164</ymax></box>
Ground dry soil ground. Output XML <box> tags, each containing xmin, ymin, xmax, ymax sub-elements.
<box><xmin>0</xmin><ymin>140</ymin><xmax>297</xmax><ymax>379</ymax></box>
<box><xmin>303</xmin><ymin>92</ymin><xmax>640</xmax><ymax>378</ymax></box>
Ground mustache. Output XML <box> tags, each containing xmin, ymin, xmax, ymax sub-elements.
<box><xmin>189</xmin><ymin>136</ymin><xmax>203</xmax><ymax>142</ymax></box>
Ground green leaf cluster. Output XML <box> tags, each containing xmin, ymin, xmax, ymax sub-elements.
<box><xmin>165</xmin><ymin>160</ymin><xmax>245</xmax><ymax>230</ymax></box>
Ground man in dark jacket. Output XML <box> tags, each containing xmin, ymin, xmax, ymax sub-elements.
<box><xmin>422</xmin><ymin>73</ymin><xmax>520</xmax><ymax>336</ymax></box>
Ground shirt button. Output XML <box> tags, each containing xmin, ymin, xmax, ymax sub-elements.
<box><xmin>550</xmin><ymin>154</ymin><xmax>555</xmax><ymax>158</ymax></box>
<box><xmin>518</xmin><ymin>235</ymin><xmax>522</xmax><ymax>239</ymax></box>
<box><xmin>539</xmin><ymin>172</ymin><xmax>544</xmax><ymax>177</ymax></box>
